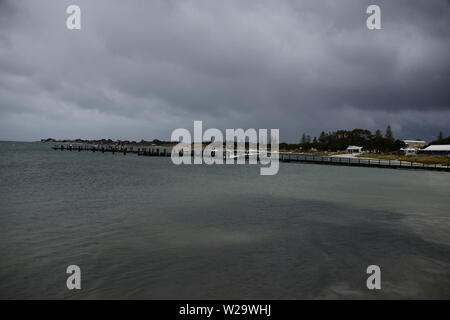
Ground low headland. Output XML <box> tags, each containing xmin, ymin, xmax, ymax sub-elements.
<box><xmin>41</xmin><ymin>127</ymin><xmax>449</xmax><ymax>167</ymax></box>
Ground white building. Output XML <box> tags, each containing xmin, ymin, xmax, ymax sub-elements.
<box><xmin>419</xmin><ymin>145</ymin><xmax>450</xmax><ymax>155</ymax></box>
<box><xmin>401</xmin><ymin>148</ymin><xmax>418</xmax><ymax>155</ymax></box>
<box><xmin>402</xmin><ymin>140</ymin><xmax>427</xmax><ymax>149</ymax></box>
<box><xmin>346</xmin><ymin>145</ymin><xmax>363</xmax><ymax>154</ymax></box>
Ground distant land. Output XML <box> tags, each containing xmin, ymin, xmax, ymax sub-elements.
<box><xmin>41</xmin><ymin>138</ymin><xmax>177</xmax><ymax>147</ymax></box>
<box><xmin>41</xmin><ymin>128</ymin><xmax>449</xmax><ymax>152</ymax></box>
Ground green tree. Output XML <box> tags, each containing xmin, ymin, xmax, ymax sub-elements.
<box><xmin>393</xmin><ymin>139</ymin><xmax>406</xmax><ymax>151</ymax></box>
<box><xmin>319</xmin><ymin>131</ymin><xmax>327</xmax><ymax>143</ymax></box>
<box><xmin>375</xmin><ymin>129</ymin><xmax>382</xmax><ymax>138</ymax></box>
<box><xmin>306</xmin><ymin>135</ymin><xmax>311</xmax><ymax>143</ymax></box>
<box><xmin>300</xmin><ymin>133</ymin><xmax>307</xmax><ymax>144</ymax></box>
<box><xmin>385</xmin><ymin>125</ymin><xmax>394</xmax><ymax>140</ymax></box>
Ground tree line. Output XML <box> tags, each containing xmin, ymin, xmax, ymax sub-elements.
<box><xmin>429</xmin><ymin>131</ymin><xmax>450</xmax><ymax>145</ymax></box>
<box><xmin>280</xmin><ymin>125</ymin><xmax>407</xmax><ymax>152</ymax></box>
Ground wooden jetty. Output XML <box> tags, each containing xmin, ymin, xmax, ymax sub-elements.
<box><xmin>278</xmin><ymin>153</ymin><xmax>450</xmax><ymax>172</ymax></box>
<box><xmin>52</xmin><ymin>145</ymin><xmax>450</xmax><ymax>172</ymax></box>
<box><xmin>51</xmin><ymin>144</ymin><xmax>171</xmax><ymax>156</ymax></box>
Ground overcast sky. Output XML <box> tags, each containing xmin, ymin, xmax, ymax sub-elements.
<box><xmin>0</xmin><ymin>0</ymin><xmax>449</xmax><ymax>142</ymax></box>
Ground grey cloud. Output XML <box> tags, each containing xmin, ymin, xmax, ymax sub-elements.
<box><xmin>0</xmin><ymin>0</ymin><xmax>449</xmax><ymax>142</ymax></box>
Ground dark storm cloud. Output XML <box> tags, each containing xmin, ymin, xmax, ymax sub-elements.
<box><xmin>0</xmin><ymin>0</ymin><xmax>449</xmax><ymax>141</ymax></box>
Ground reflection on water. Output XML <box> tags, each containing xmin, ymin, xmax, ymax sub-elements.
<box><xmin>0</xmin><ymin>142</ymin><xmax>449</xmax><ymax>299</ymax></box>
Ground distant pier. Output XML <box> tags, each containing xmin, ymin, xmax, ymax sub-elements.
<box><xmin>52</xmin><ymin>145</ymin><xmax>450</xmax><ymax>172</ymax></box>
<box><xmin>52</xmin><ymin>144</ymin><xmax>171</xmax><ymax>156</ymax></box>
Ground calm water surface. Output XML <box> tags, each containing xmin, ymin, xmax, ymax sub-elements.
<box><xmin>0</xmin><ymin>142</ymin><xmax>449</xmax><ymax>299</ymax></box>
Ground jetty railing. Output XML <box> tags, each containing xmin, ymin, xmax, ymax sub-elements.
<box><xmin>278</xmin><ymin>153</ymin><xmax>450</xmax><ymax>171</ymax></box>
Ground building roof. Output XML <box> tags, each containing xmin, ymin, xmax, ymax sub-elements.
<box><xmin>423</xmin><ymin>145</ymin><xmax>450</xmax><ymax>151</ymax></box>
<box><xmin>346</xmin><ymin>145</ymin><xmax>363</xmax><ymax>149</ymax></box>
<box><xmin>402</xmin><ymin>140</ymin><xmax>426</xmax><ymax>143</ymax></box>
